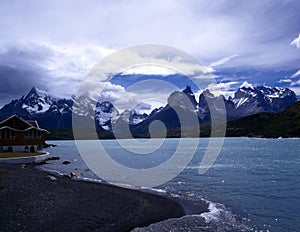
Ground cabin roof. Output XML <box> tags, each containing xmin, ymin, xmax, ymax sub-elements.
<box><xmin>0</xmin><ymin>115</ymin><xmax>49</xmax><ymax>133</ymax></box>
<box><xmin>0</xmin><ymin>126</ymin><xmax>48</xmax><ymax>132</ymax></box>
<box><xmin>27</xmin><ymin>120</ymin><xmax>39</xmax><ymax>128</ymax></box>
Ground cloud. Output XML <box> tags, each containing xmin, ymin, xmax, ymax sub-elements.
<box><xmin>0</xmin><ymin>1</ymin><xmax>300</xmax><ymax>68</ymax></box>
<box><xmin>0</xmin><ymin>42</ymin><xmax>116</xmax><ymax>105</ymax></box>
<box><xmin>291</xmin><ymin>69</ymin><xmax>300</xmax><ymax>78</ymax></box>
<box><xmin>209</xmin><ymin>55</ymin><xmax>238</xmax><ymax>67</ymax></box>
<box><xmin>290</xmin><ymin>33</ymin><xmax>300</xmax><ymax>48</ymax></box>
<box><xmin>83</xmin><ymin>78</ymin><xmax>176</xmax><ymax>113</ymax></box>
<box><xmin>121</xmin><ymin>65</ymin><xmax>177</xmax><ymax>76</ymax></box>
<box><xmin>75</xmin><ymin>45</ymin><xmax>217</xmax><ymax>112</ymax></box>
<box><xmin>113</xmin><ymin>79</ymin><xmax>179</xmax><ymax>112</ymax></box>
<box><xmin>98</xmin><ymin>82</ymin><xmax>126</xmax><ymax>103</ymax></box>
<box><xmin>206</xmin><ymin>81</ymin><xmax>239</xmax><ymax>97</ymax></box>
<box><xmin>0</xmin><ymin>41</ymin><xmax>217</xmax><ymax>109</ymax></box>
<box><xmin>134</xmin><ymin>102</ymin><xmax>152</xmax><ymax>114</ymax></box>
<box><xmin>278</xmin><ymin>78</ymin><xmax>292</xmax><ymax>83</ymax></box>
<box><xmin>291</xmin><ymin>79</ymin><xmax>300</xmax><ymax>87</ymax></box>
<box><xmin>79</xmin><ymin>80</ymin><xmax>145</xmax><ymax>113</ymax></box>
<box><xmin>290</xmin><ymin>86</ymin><xmax>300</xmax><ymax>95</ymax></box>
<box><xmin>1</xmin><ymin>1</ymin><xmax>300</xmax><ymax>106</ymax></box>
<box><xmin>0</xmin><ymin>43</ymin><xmax>53</xmax><ymax>105</ymax></box>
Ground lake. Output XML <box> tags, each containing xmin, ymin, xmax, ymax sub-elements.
<box><xmin>42</xmin><ymin>138</ymin><xmax>300</xmax><ymax>232</ymax></box>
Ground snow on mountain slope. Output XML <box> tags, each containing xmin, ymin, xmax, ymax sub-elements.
<box><xmin>0</xmin><ymin>87</ymin><xmax>73</xmax><ymax>128</ymax></box>
<box><xmin>0</xmin><ymin>84</ymin><xmax>297</xmax><ymax>130</ymax></box>
<box><xmin>232</xmin><ymin>85</ymin><xmax>297</xmax><ymax>118</ymax></box>
<box><xmin>21</xmin><ymin>87</ymin><xmax>55</xmax><ymax>114</ymax></box>
<box><xmin>94</xmin><ymin>101</ymin><xmax>119</xmax><ymax>131</ymax></box>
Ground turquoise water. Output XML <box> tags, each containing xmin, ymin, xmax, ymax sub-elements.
<box><xmin>43</xmin><ymin>138</ymin><xmax>300</xmax><ymax>231</ymax></box>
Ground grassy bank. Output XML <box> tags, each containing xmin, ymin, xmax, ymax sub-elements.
<box><xmin>0</xmin><ymin>152</ymin><xmax>45</xmax><ymax>158</ymax></box>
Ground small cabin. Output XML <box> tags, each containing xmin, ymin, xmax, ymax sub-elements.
<box><xmin>0</xmin><ymin>115</ymin><xmax>49</xmax><ymax>152</ymax></box>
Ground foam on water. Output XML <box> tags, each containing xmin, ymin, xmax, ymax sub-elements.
<box><xmin>132</xmin><ymin>201</ymin><xmax>251</xmax><ymax>232</ymax></box>
<box><xmin>199</xmin><ymin>200</ymin><xmax>251</xmax><ymax>231</ymax></box>
<box><xmin>200</xmin><ymin>201</ymin><xmax>223</xmax><ymax>223</ymax></box>
<box><xmin>39</xmin><ymin>166</ymin><xmax>65</xmax><ymax>176</ymax></box>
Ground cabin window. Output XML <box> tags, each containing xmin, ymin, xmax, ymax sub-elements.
<box><xmin>10</xmin><ymin>130</ymin><xmax>15</xmax><ymax>139</ymax></box>
<box><xmin>0</xmin><ymin>129</ymin><xmax>15</xmax><ymax>139</ymax></box>
<box><xmin>26</xmin><ymin>130</ymin><xmax>33</xmax><ymax>139</ymax></box>
<box><xmin>25</xmin><ymin>130</ymin><xmax>30</xmax><ymax>139</ymax></box>
<box><xmin>0</xmin><ymin>130</ymin><xmax>5</xmax><ymax>139</ymax></box>
<box><xmin>25</xmin><ymin>130</ymin><xmax>40</xmax><ymax>139</ymax></box>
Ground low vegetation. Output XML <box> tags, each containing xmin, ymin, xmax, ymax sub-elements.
<box><xmin>227</xmin><ymin>101</ymin><xmax>300</xmax><ymax>138</ymax></box>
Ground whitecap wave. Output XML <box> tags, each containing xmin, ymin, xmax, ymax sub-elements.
<box><xmin>133</xmin><ymin>198</ymin><xmax>252</xmax><ymax>232</ymax></box>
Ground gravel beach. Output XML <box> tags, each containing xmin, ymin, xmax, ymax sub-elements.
<box><xmin>0</xmin><ymin>164</ymin><xmax>185</xmax><ymax>232</ymax></box>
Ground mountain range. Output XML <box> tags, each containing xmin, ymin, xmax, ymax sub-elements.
<box><xmin>0</xmin><ymin>85</ymin><xmax>298</xmax><ymax>138</ymax></box>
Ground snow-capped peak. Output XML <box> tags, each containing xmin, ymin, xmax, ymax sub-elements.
<box><xmin>21</xmin><ymin>87</ymin><xmax>57</xmax><ymax>114</ymax></box>
<box><xmin>94</xmin><ymin>101</ymin><xmax>119</xmax><ymax>130</ymax></box>
<box><xmin>232</xmin><ymin>85</ymin><xmax>297</xmax><ymax>115</ymax></box>
<box><xmin>240</xmin><ymin>81</ymin><xmax>254</xmax><ymax>90</ymax></box>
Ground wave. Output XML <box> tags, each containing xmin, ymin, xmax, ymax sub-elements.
<box><xmin>186</xmin><ymin>164</ymin><xmax>236</xmax><ymax>170</ymax></box>
<box><xmin>131</xmin><ymin>189</ymin><xmax>252</xmax><ymax>232</ymax></box>
<box><xmin>38</xmin><ymin>166</ymin><xmax>65</xmax><ymax>176</ymax></box>
<box><xmin>133</xmin><ymin>200</ymin><xmax>252</xmax><ymax>232</ymax></box>
<box><xmin>200</xmin><ymin>200</ymin><xmax>252</xmax><ymax>231</ymax></box>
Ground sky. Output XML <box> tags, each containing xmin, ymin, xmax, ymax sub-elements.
<box><xmin>0</xmin><ymin>0</ymin><xmax>300</xmax><ymax>111</ymax></box>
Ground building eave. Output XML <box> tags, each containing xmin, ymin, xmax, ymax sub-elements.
<box><xmin>0</xmin><ymin>126</ymin><xmax>49</xmax><ymax>133</ymax></box>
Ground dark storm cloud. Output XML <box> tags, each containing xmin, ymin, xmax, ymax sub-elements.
<box><xmin>0</xmin><ymin>43</ymin><xmax>55</xmax><ymax>105</ymax></box>
<box><xmin>0</xmin><ymin>42</ymin><xmax>96</xmax><ymax>106</ymax></box>
<box><xmin>0</xmin><ymin>64</ymin><xmax>46</xmax><ymax>105</ymax></box>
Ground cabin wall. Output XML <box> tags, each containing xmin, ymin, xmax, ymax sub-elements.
<box><xmin>0</xmin><ymin>145</ymin><xmax>43</xmax><ymax>152</ymax></box>
<box><xmin>0</xmin><ymin>131</ymin><xmax>47</xmax><ymax>146</ymax></box>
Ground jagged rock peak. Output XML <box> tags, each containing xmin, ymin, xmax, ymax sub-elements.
<box><xmin>168</xmin><ymin>86</ymin><xmax>198</xmax><ymax>109</ymax></box>
<box><xmin>202</xmin><ymin>89</ymin><xmax>215</xmax><ymax>97</ymax></box>
<box><xmin>183</xmin><ymin>85</ymin><xmax>193</xmax><ymax>94</ymax></box>
<box><xmin>25</xmin><ymin>87</ymin><xmax>39</xmax><ymax>99</ymax></box>
<box><xmin>29</xmin><ymin>86</ymin><xmax>38</xmax><ymax>94</ymax></box>
<box><xmin>26</xmin><ymin>87</ymin><xmax>46</xmax><ymax>96</ymax></box>
<box><xmin>23</xmin><ymin>87</ymin><xmax>51</xmax><ymax>102</ymax></box>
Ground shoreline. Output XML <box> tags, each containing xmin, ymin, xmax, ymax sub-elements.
<box><xmin>0</xmin><ymin>163</ymin><xmax>208</xmax><ymax>231</ymax></box>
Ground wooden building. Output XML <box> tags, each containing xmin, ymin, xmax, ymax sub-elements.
<box><xmin>0</xmin><ymin>115</ymin><xmax>49</xmax><ymax>152</ymax></box>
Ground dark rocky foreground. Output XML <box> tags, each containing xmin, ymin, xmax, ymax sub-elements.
<box><xmin>0</xmin><ymin>164</ymin><xmax>185</xmax><ymax>232</ymax></box>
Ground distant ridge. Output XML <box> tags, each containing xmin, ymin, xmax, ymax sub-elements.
<box><xmin>226</xmin><ymin>101</ymin><xmax>300</xmax><ymax>138</ymax></box>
